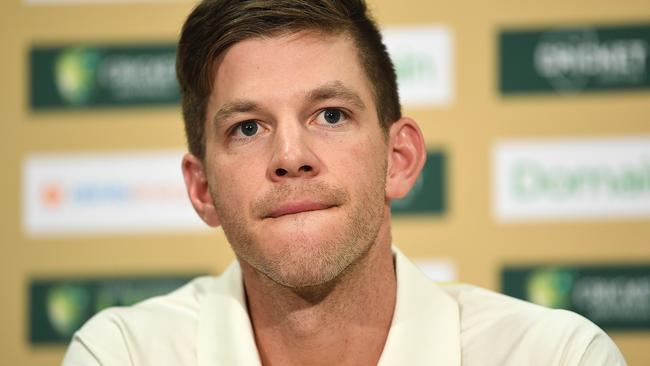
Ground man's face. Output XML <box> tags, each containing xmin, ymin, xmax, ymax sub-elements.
<box><xmin>202</xmin><ymin>32</ymin><xmax>390</xmax><ymax>288</ymax></box>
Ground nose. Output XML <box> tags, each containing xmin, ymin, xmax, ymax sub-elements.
<box><xmin>267</xmin><ymin>121</ymin><xmax>320</xmax><ymax>182</ymax></box>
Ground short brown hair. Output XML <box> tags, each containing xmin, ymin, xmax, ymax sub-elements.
<box><xmin>176</xmin><ymin>0</ymin><xmax>401</xmax><ymax>159</ymax></box>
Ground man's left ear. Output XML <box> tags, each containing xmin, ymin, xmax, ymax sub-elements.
<box><xmin>385</xmin><ymin>117</ymin><xmax>427</xmax><ymax>200</ymax></box>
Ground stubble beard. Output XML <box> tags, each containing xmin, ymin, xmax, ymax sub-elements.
<box><xmin>210</xmin><ymin>172</ymin><xmax>387</xmax><ymax>290</ymax></box>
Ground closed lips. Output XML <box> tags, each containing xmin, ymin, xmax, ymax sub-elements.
<box><xmin>267</xmin><ymin>201</ymin><xmax>334</xmax><ymax>218</ymax></box>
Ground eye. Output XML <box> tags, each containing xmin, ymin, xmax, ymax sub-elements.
<box><xmin>233</xmin><ymin>120</ymin><xmax>259</xmax><ymax>137</ymax></box>
<box><xmin>323</xmin><ymin>109</ymin><xmax>342</xmax><ymax>124</ymax></box>
<box><xmin>316</xmin><ymin>108</ymin><xmax>347</xmax><ymax>126</ymax></box>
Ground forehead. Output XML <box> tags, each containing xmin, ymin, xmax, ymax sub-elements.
<box><xmin>209</xmin><ymin>31</ymin><xmax>375</xmax><ymax>110</ymax></box>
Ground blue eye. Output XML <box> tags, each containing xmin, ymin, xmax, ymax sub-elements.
<box><xmin>323</xmin><ymin>109</ymin><xmax>342</xmax><ymax>124</ymax></box>
<box><xmin>238</xmin><ymin>121</ymin><xmax>258</xmax><ymax>136</ymax></box>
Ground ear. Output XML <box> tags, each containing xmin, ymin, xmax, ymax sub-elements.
<box><xmin>181</xmin><ymin>153</ymin><xmax>221</xmax><ymax>227</ymax></box>
<box><xmin>385</xmin><ymin>117</ymin><xmax>427</xmax><ymax>200</ymax></box>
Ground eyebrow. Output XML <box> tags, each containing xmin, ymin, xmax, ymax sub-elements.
<box><xmin>305</xmin><ymin>81</ymin><xmax>367</xmax><ymax>111</ymax></box>
<box><xmin>212</xmin><ymin>100</ymin><xmax>262</xmax><ymax>127</ymax></box>
<box><xmin>212</xmin><ymin>80</ymin><xmax>366</xmax><ymax>127</ymax></box>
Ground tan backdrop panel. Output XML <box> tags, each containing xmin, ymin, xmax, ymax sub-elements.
<box><xmin>1</xmin><ymin>0</ymin><xmax>648</xmax><ymax>364</ymax></box>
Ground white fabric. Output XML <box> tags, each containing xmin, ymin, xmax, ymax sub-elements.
<box><xmin>62</xmin><ymin>247</ymin><xmax>626</xmax><ymax>366</ymax></box>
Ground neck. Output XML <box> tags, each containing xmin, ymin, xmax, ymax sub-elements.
<box><xmin>240</xmin><ymin>223</ymin><xmax>396</xmax><ymax>366</ymax></box>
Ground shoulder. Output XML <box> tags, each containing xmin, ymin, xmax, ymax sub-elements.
<box><xmin>439</xmin><ymin>284</ymin><xmax>626</xmax><ymax>366</ymax></box>
<box><xmin>62</xmin><ymin>276</ymin><xmax>220</xmax><ymax>366</ymax></box>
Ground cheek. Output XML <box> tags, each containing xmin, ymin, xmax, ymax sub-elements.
<box><xmin>209</xmin><ymin>158</ymin><xmax>262</xmax><ymax>207</ymax></box>
<box><xmin>328</xmin><ymin>136</ymin><xmax>387</xmax><ymax>188</ymax></box>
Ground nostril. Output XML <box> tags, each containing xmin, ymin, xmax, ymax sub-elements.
<box><xmin>276</xmin><ymin>168</ymin><xmax>288</xmax><ymax>176</ymax></box>
<box><xmin>299</xmin><ymin>165</ymin><xmax>312</xmax><ymax>172</ymax></box>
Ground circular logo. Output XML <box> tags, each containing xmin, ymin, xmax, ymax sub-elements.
<box><xmin>46</xmin><ymin>283</ymin><xmax>91</xmax><ymax>337</ymax></box>
<box><xmin>55</xmin><ymin>47</ymin><xmax>101</xmax><ymax>106</ymax></box>
<box><xmin>526</xmin><ymin>268</ymin><xmax>575</xmax><ymax>309</ymax></box>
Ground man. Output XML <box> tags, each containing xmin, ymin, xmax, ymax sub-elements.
<box><xmin>63</xmin><ymin>1</ymin><xmax>626</xmax><ymax>365</ymax></box>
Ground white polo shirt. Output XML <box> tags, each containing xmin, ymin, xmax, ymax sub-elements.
<box><xmin>62</xmin><ymin>247</ymin><xmax>626</xmax><ymax>366</ymax></box>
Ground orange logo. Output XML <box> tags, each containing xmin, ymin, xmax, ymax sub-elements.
<box><xmin>41</xmin><ymin>183</ymin><xmax>64</xmax><ymax>209</ymax></box>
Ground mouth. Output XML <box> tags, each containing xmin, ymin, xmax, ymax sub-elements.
<box><xmin>266</xmin><ymin>201</ymin><xmax>336</xmax><ymax>219</ymax></box>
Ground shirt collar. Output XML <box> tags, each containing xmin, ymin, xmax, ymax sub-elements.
<box><xmin>198</xmin><ymin>262</ymin><xmax>261</xmax><ymax>365</ymax></box>
<box><xmin>198</xmin><ymin>246</ymin><xmax>461</xmax><ymax>366</ymax></box>
<box><xmin>378</xmin><ymin>246</ymin><xmax>461</xmax><ymax>365</ymax></box>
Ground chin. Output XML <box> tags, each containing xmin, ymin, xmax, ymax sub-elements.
<box><xmin>272</xmin><ymin>255</ymin><xmax>347</xmax><ymax>288</ymax></box>
<box><xmin>253</xmin><ymin>234</ymin><xmax>364</xmax><ymax>289</ymax></box>
<box><xmin>272</xmin><ymin>269</ymin><xmax>340</xmax><ymax>289</ymax></box>
<box><xmin>230</xmin><ymin>191</ymin><xmax>386</xmax><ymax>289</ymax></box>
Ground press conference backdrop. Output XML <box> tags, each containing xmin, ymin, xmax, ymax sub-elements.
<box><xmin>1</xmin><ymin>0</ymin><xmax>649</xmax><ymax>364</ymax></box>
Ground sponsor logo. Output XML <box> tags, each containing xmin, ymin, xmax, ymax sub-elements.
<box><xmin>391</xmin><ymin>151</ymin><xmax>446</xmax><ymax>215</ymax></box>
<box><xmin>45</xmin><ymin>283</ymin><xmax>91</xmax><ymax>337</ymax></box>
<box><xmin>535</xmin><ymin>28</ymin><xmax>647</xmax><ymax>92</ymax></box>
<box><xmin>41</xmin><ymin>181</ymin><xmax>64</xmax><ymax>210</ymax></box>
<box><xmin>31</xmin><ymin>29</ymin><xmax>454</xmax><ymax>108</ymax></box>
<box><xmin>382</xmin><ymin>26</ymin><xmax>454</xmax><ymax>107</ymax></box>
<box><xmin>503</xmin><ymin>265</ymin><xmax>650</xmax><ymax>330</ymax></box>
<box><xmin>23</xmin><ymin>150</ymin><xmax>205</xmax><ymax>235</ymax></box>
<box><xmin>23</xmin><ymin>149</ymin><xmax>445</xmax><ymax>235</ymax></box>
<box><xmin>29</xmin><ymin>275</ymin><xmax>198</xmax><ymax>343</ymax></box>
<box><xmin>526</xmin><ymin>268</ymin><xmax>575</xmax><ymax>309</ymax></box>
<box><xmin>30</xmin><ymin>44</ymin><xmax>178</xmax><ymax>110</ymax></box>
<box><xmin>500</xmin><ymin>23</ymin><xmax>650</xmax><ymax>94</ymax></box>
<box><xmin>55</xmin><ymin>47</ymin><xmax>101</xmax><ymax>105</ymax></box>
<box><xmin>37</xmin><ymin>180</ymin><xmax>186</xmax><ymax>208</ymax></box>
<box><xmin>493</xmin><ymin>137</ymin><xmax>650</xmax><ymax>221</ymax></box>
